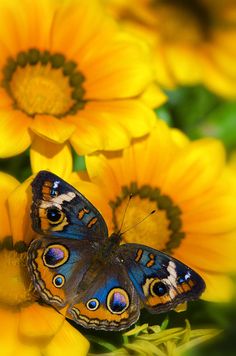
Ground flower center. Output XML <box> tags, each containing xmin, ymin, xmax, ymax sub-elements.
<box><xmin>110</xmin><ymin>183</ymin><xmax>184</xmax><ymax>253</ymax></box>
<box><xmin>2</xmin><ymin>49</ymin><xmax>85</xmax><ymax>117</ymax></box>
<box><xmin>152</xmin><ymin>0</ymin><xmax>211</xmax><ymax>43</ymax></box>
<box><xmin>0</xmin><ymin>237</ymin><xmax>33</xmax><ymax>307</ymax></box>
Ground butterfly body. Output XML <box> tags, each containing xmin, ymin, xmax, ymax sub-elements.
<box><xmin>27</xmin><ymin>171</ymin><xmax>205</xmax><ymax>331</ymax></box>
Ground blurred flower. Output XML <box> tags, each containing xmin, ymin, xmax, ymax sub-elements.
<box><xmin>82</xmin><ymin>120</ymin><xmax>236</xmax><ymax>302</ymax></box>
<box><xmin>0</xmin><ymin>0</ymin><xmax>165</xmax><ymax>175</ymax></box>
<box><xmin>105</xmin><ymin>0</ymin><xmax>236</xmax><ymax>99</ymax></box>
<box><xmin>88</xmin><ymin>320</ymin><xmax>220</xmax><ymax>355</ymax></box>
<box><xmin>229</xmin><ymin>151</ymin><xmax>236</xmax><ymax>175</ymax></box>
<box><xmin>0</xmin><ymin>172</ymin><xmax>89</xmax><ymax>356</ymax></box>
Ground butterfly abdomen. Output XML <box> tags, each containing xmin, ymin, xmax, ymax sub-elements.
<box><xmin>77</xmin><ymin>258</ymin><xmax>105</xmax><ymax>294</ymax></box>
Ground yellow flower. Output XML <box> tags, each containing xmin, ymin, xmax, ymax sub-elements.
<box><xmin>229</xmin><ymin>151</ymin><xmax>236</xmax><ymax>175</ymax></box>
<box><xmin>80</xmin><ymin>120</ymin><xmax>236</xmax><ymax>302</ymax></box>
<box><xmin>105</xmin><ymin>0</ymin><xmax>236</xmax><ymax>99</ymax></box>
<box><xmin>0</xmin><ymin>172</ymin><xmax>89</xmax><ymax>356</ymax></box>
<box><xmin>0</xmin><ymin>0</ymin><xmax>165</xmax><ymax>175</ymax></box>
<box><xmin>88</xmin><ymin>321</ymin><xmax>220</xmax><ymax>356</ymax></box>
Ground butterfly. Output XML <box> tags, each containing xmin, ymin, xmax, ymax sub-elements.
<box><xmin>27</xmin><ymin>170</ymin><xmax>205</xmax><ymax>331</ymax></box>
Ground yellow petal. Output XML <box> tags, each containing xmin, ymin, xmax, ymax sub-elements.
<box><xmin>30</xmin><ymin>115</ymin><xmax>76</xmax><ymax>144</ymax></box>
<box><xmin>69</xmin><ymin>110</ymin><xmax>130</xmax><ymax>155</ymax></box>
<box><xmin>8</xmin><ymin>175</ymin><xmax>35</xmax><ymax>245</ymax></box>
<box><xmin>0</xmin><ymin>0</ymin><xmax>55</xmax><ymax>60</ymax></box>
<box><xmin>162</xmin><ymin>138</ymin><xmax>226</xmax><ymax>202</ymax></box>
<box><xmin>0</xmin><ymin>172</ymin><xmax>19</xmax><ymax>240</ymax></box>
<box><xmin>201</xmin><ymin>52</ymin><xmax>236</xmax><ymax>99</ymax></box>
<box><xmin>170</xmin><ymin>128</ymin><xmax>189</xmax><ymax>148</ymax></box>
<box><xmin>86</xmin><ymin>120</ymin><xmax>178</xmax><ymax>190</ymax></box>
<box><xmin>86</xmin><ymin>153</ymin><xmax>122</xmax><ymax>201</ymax></box>
<box><xmin>24</xmin><ymin>0</ymin><xmax>57</xmax><ymax>50</ymax></box>
<box><xmin>182</xmin><ymin>195</ymin><xmax>236</xmax><ymax>234</ymax></box>
<box><xmin>0</xmin><ymin>88</ymin><xmax>14</xmax><ymax>108</ymax></box>
<box><xmin>198</xmin><ymin>271</ymin><xmax>234</xmax><ymax>302</ymax></box>
<box><xmin>164</xmin><ymin>44</ymin><xmax>202</xmax><ymax>84</ymax></box>
<box><xmin>44</xmin><ymin>321</ymin><xmax>89</xmax><ymax>356</ymax></box>
<box><xmin>140</xmin><ymin>83</ymin><xmax>167</xmax><ymax>109</ymax></box>
<box><xmin>69</xmin><ymin>100</ymin><xmax>155</xmax><ymax>154</ymax></box>
<box><xmin>213</xmin><ymin>29</ymin><xmax>236</xmax><ymax>55</ymax></box>
<box><xmin>207</xmin><ymin>43</ymin><xmax>236</xmax><ymax>78</ymax></box>
<box><xmin>0</xmin><ymin>308</ymin><xmax>19</xmax><ymax>356</ymax></box>
<box><xmin>13</xmin><ymin>343</ymin><xmax>41</xmax><ymax>356</ymax></box>
<box><xmin>19</xmin><ymin>304</ymin><xmax>64</xmax><ymax>338</ymax></box>
<box><xmin>135</xmin><ymin>120</ymin><xmax>179</xmax><ymax>186</ymax></box>
<box><xmin>86</xmin><ymin>99</ymin><xmax>156</xmax><ymax>138</ymax></box>
<box><xmin>174</xmin><ymin>231</ymin><xmax>236</xmax><ymax>273</ymax></box>
<box><xmin>84</xmin><ymin>32</ymin><xmax>153</xmax><ymax>99</ymax></box>
<box><xmin>0</xmin><ymin>109</ymin><xmax>31</xmax><ymax>157</ymax></box>
<box><xmin>153</xmin><ymin>46</ymin><xmax>176</xmax><ymax>88</ymax></box>
<box><xmin>51</xmin><ymin>0</ymin><xmax>115</xmax><ymax>59</ymax></box>
<box><xmin>30</xmin><ymin>137</ymin><xmax>72</xmax><ymax>180</ymax></box>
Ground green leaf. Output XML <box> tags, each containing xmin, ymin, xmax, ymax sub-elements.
<box><xmin>73</xmin><ymin>152</ymin><xmax>86</xmax><ymax>171</ymax></box>
<box><xmin>88</xmin><ymin>335</ymin><xmax>117</xmax><ymax>352</ymax></box>
<box><xmin>160</xmin><ymin>316</ymin><xmax>169</xmax><ymax>330</ymax></box>
<box><xmin>165</xmin><ymin>85</ymin><xmax>222</xmax><ymax>132</ymax></box>
<box><xmin>155</xmin><ymin>105</ymin><xmax>173</xmax><ymax>126</ymax></box>
<box><xmin>197</xmin><ymin>102</ymin><xmax>236</xmax><ymax>149</ymax></box>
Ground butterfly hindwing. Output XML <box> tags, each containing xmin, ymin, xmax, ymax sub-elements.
<box><xmin>31</xmin><ymin>171</ymin><xmax>108</xmax><ymax>240</ymax></box>
<box><xmin>27</xmin><ymin>236</ymin><xmax>100</xmax><ymax>307</ymax></box>
<box><xmin>67</xmin><ymin>262</ymin><xmax>140</xmax><ymax>331</ymax></box>
<box><xmin>118</xmin><ymin>243</ymin><xmax>205</xmax><ymax>313</ymax></box>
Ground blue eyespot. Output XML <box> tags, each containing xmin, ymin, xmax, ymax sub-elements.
<box><xmin>46</xmin><ymin>207</ymin><xmax>62</xmax><ymax>223</ymax></box>
<box><xmin>44</xmin><ymin>247</ymin><xmax>64</xmax><ymax>266</ymax></box>
<box><xmin>151</xmin><ymin>281</ymin><xmax>168</xmax><ymax>296</ymax></box>
<box><xmin>86</xmin><ymin>299</ymin><xmax>99</xmax><ymax>311</ymax></box>
<box><xmin>53</xmin><ymin>274</ymin><xmax>65</xmax><ymax>288</ymax></box>
<box><xmin>107</xmin><ymin>288</ymin><xmax>129</xmax><ymax>314</ymax></box>
<box><xmin>43</xmin><ymin>244</ymin><xmax>69</xmax><ymax>268</ymax></box>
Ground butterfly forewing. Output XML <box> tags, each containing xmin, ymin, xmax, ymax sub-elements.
<box><xmin>31</xmin><ymin>171</ymin><xmax>108</xmax><ymax>241</ymax></box>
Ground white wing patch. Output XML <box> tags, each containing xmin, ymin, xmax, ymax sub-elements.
<box><xmin>40</xmin><ymin>192</ymin><xmax>76</xmax><ymax>209</ymax></box>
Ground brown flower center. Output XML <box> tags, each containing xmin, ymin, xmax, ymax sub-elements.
<box><xmin>2</xmin><ymin>49</ymin><xmax>85</xmax><ymax>117</ymax></box>
<box><xmin>0</xmin><ymin>237</ymin><xmax>33</xmax><ymax>307</ymax></box>
<box><xmin>110</xmin><ymin>183</ymin><xmax>184</xmax><ymax>253</ymax></box>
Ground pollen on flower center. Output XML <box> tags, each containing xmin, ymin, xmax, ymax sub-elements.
<box><xmin>110</xmin><ymin>183</ymin><xmax>185</xmax><ymax>252</ymax></box>
<box><xmin>2</xmin><ymin>49</ymin><xmax>85</xmax><ymax>117</ymax></box>
<box><xmin>0</xmin><ymin>237</ymin><xmax>33</xmax><ymax>307</ymax></box>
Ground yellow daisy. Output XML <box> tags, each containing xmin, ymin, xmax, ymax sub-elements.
<box><xmin>105</xmin><ymin>0</ymin><xmax>236</xmax><ymax>98</ymax></box>
<box><xmin>80</xmin><ymin>120</ymin><xmax>236</xmax><ymax>302</ymax></box>
<box><xmin>0</xmin><ymin>0</ymin><xmax>165</xmax><ymax>175</ymax></box>
<box><xmin>229</xmin><ymin>151</ymin><xmax>236</xmax><ymax>175</ymax></box>
<box><xmin>0</xmin><ymin>172</ymin><xmax>89</xmax><ymax>356</ymax></box>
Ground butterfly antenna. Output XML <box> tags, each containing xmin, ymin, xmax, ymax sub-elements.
<box><xmin>120</xmin><ymin>209</ymin><xmax>156</xmax><ymax>236</ymax></box>
<box><xmin>118</xmin><ymin>194</ymin><xmax>133</xmax><ymax>234</ymax></box>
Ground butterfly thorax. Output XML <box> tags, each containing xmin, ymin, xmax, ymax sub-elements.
<box><xmin>100</xmin><ymin>232</ymin><xmax>122</xmax><ymax>259</ymax></box>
